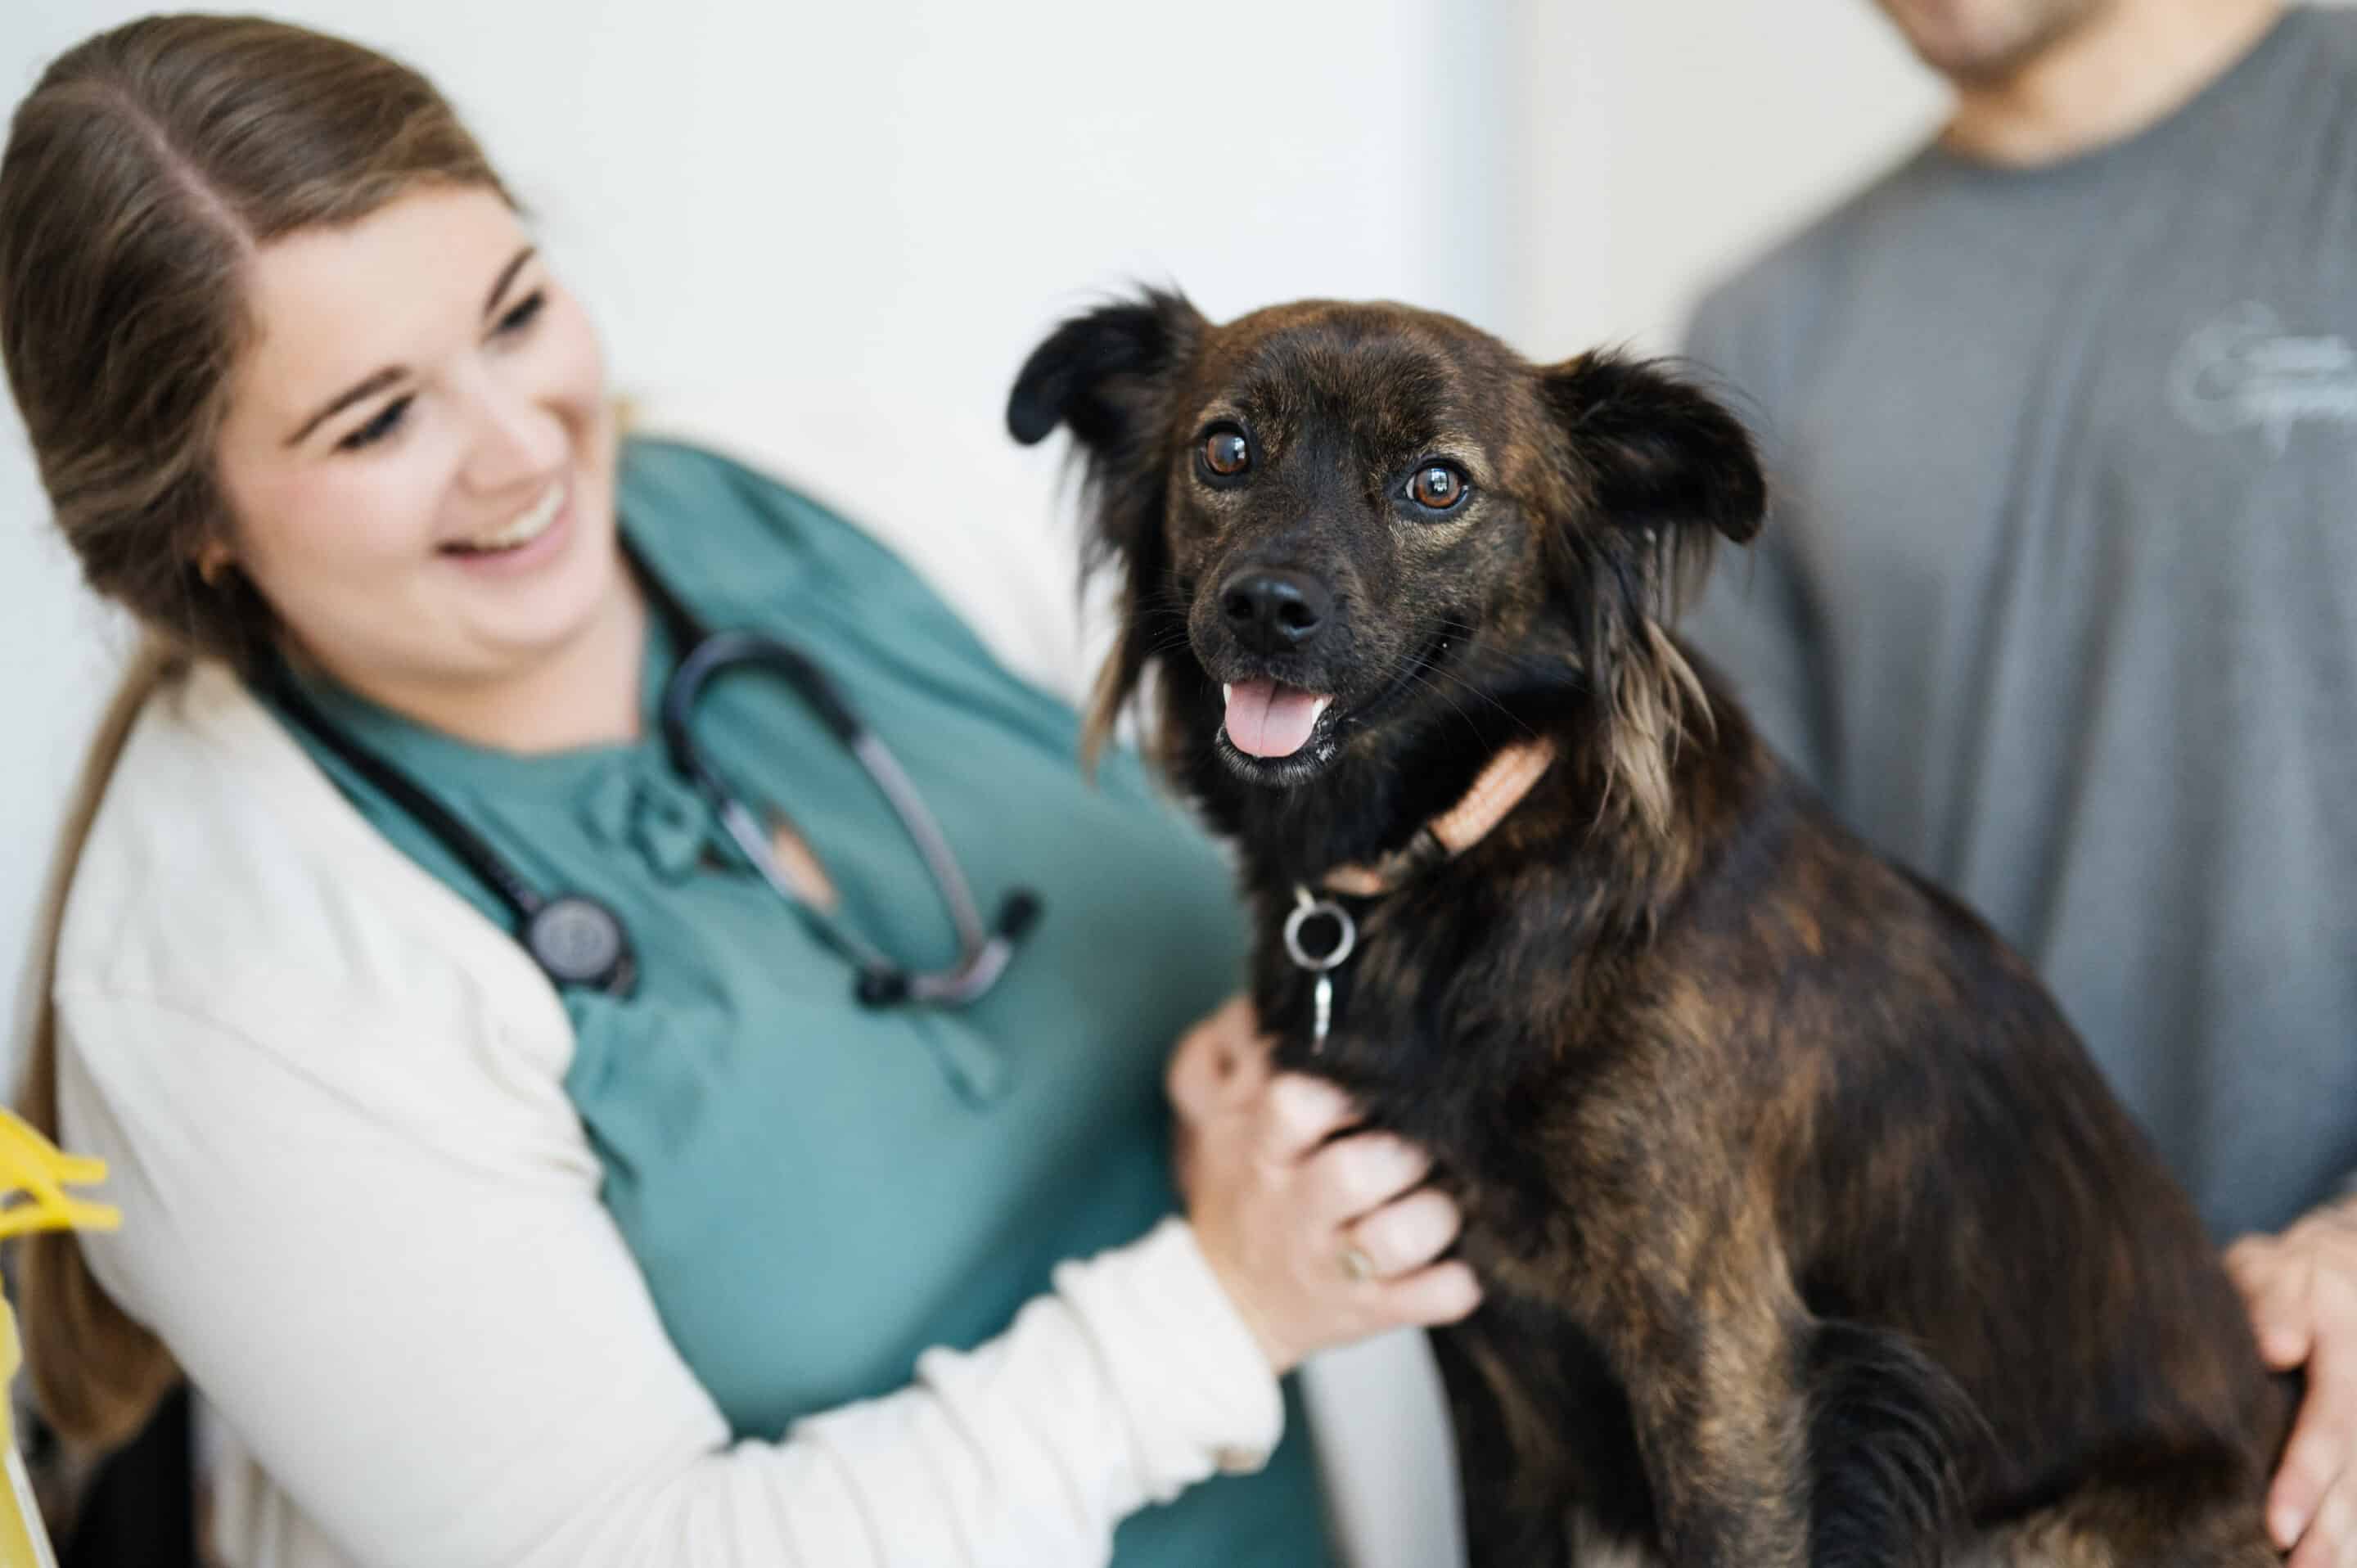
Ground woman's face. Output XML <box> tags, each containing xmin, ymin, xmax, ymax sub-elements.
<box><xmin>214</xmin><ymin>182</ymin><xmax>620</xmax><ymax>704</ymax></box>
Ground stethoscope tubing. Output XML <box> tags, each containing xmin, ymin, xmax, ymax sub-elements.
<box><xmin>268</xmin><ymin>534</ymin><xmax>1039</xmax><ymax>1006</ymax></box>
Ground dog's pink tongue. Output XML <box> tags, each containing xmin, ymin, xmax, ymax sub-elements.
<box><xmin>1224</xmin><ymin>678</ymin><xmax>1329</xmax><ymax>759</ymax></box>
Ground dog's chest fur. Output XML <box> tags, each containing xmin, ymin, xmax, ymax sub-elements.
<box><xmin>1242</xmin><ymin>791</ymin><xmax>1689</xmax><ymax>1545</ymax></box>
<box><xmin>1243</xmin><ymin>768</ymin><xmax>1652</xmax><ymax>1256</ymax></box>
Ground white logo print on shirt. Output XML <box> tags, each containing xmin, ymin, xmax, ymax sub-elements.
<box><xmin>2168</xmin><ymin>301</ymin><xmax>2357</xmax><ymax>451</ymax></box>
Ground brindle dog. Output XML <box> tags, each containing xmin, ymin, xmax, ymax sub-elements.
<box><xmin>1008</xmin><ymin>291</ymin><xmax>2293</xmax><ymax>1567</ymax></box>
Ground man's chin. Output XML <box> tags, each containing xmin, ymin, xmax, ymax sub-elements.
<box><xmin>1877</xmin><ymin>0</ymin><xmax>2098</xmax><ymax>85</ymax></box>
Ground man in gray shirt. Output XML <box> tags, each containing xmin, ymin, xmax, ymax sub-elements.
<box><xmin>1679</xmin><ymin>0</ymin><xmax>2356</xmax><ymax>1560</ymax></box>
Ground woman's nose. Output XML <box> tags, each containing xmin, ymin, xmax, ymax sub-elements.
<box><xmin>460</xmin><ymin>369</ymin><xmax>566</xmax><ymax>490</ymax></box>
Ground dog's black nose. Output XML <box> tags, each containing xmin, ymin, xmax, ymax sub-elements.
<box><xmin>1219</xmin><ymin>568</ymin><xmax>1332</xmax><ymax>654</ymax></box>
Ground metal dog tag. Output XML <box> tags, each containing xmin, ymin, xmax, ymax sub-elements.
<box><xmin>1286</xmin><ymin>885</ymin><xmax>1357</xmax><ymax>1052</ymax></box>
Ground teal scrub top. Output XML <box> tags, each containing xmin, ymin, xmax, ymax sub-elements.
<box><xmin>273</xmin><ymin>438</ymin><xmax>1333</xmax><ymax>1566</ymax></box>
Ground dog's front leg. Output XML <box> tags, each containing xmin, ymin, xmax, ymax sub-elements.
<box><xmin>1531</xmin><ymin>1201</ymin><xmax>1816</xmax><ymax>1568</ymax></box>
<box><xmin>1602</xmin><ymin>1283</ymin><xmax>1811</xmax><ymax>1566</ymax></box>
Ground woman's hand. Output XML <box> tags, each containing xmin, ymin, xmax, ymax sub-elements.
<box><xmin>2227</xmin><ymin>1196</ymin><xmax>2357</xmax><ymax>1568</ymax></box>
<box><xmin>1166</xmin><ymin>995</ymin><xmax>1482</xmax><ymax>1376</ymax></box>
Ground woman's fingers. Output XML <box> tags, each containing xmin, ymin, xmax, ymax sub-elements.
<box><xmin>1256</xmin><ymin>1072</ymin><xmax>1359</xmax><ymax>1163</ymax></box>
<box><xmin>1306</xmin><ymin>1131</ymin><xmax>1435</xmax><ymax>1226</ymax></box>
<box><xmin>1170</xmin><ymin>1021</ymin><xmax>1480</xmax><ymax>1371</ymax></box>
<box><xmin>1340</xmin><ymin>1185</ymin><xmax>1462</xmax><ymax>1279</ymax></box>
<box><xmin>1373</xmin><ymin>1259</ymin><xmax>1485</xmax><ymax>1329</ymax></box>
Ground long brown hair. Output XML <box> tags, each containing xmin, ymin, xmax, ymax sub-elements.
<box><xmin>0</xmin><ymin>14</ymin><xmax>510</xmax><ymax>1449</ymax></box>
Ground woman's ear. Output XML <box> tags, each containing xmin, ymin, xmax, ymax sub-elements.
<box><xmin>1007</xmin><ymin>289</ymin><xmax>1205</xmax><ymax>764</ymax></box>
<box><xmin>1540</xmin><ymin>351</ymin><xmax>1766</xmax><ymax>544</ymax></box>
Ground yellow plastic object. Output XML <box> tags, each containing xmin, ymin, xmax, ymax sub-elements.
<box><xmin>0</xmin><ymin>1107</ymin><xmax>119</xmax><ymax>1568</ymax></box>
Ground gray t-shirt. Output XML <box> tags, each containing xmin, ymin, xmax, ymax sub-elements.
<box><xmin>1680</xmin><ymin>7</ymin><xmax>2357</xmax><ymax>1242</ymax></box>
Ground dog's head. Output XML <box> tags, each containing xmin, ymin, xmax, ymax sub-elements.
<box><xmin>1009</xmin><ymin>291</ymin><xmax>1764</xmax><ymax>838</ymax></box>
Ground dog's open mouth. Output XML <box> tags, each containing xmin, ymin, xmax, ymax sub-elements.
<box><xmin>1214</xmin><ymin>627</ymin><xmax>1457</xmax><ymax>776</ymax></box>
<box><xmin>1221</xmin><ymin>679</ymin><xmax>1335</xmax><ymax>759</ymax></box>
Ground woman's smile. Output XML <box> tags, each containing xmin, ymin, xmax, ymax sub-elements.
<box><xmin>438</xmin><ymin>473</ymin><xmax>578</xmax><ymax>578</ymax></box>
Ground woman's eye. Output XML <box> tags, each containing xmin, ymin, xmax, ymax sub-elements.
<box><xmin>1201</xmin><ymin>428</ymin><xmax>1251</xmax><ymax>478</ymax></box>
<box><xmin>1408</xmin><ymin>462</ymin><xmax>1470</xmax><ymax>511</ymax></box>
<box><xmin>493</xmin><ymin>290</ymin><xmax>546</xmax><ymax>337</ymax></box>
<box><xmin>337</xmin><ymin>395</ymin><xmax>412</xmax><ymax>453</ymax></box>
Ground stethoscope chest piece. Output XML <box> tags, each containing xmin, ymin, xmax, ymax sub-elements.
<box><xmin>525</xmin><ymin>894</ymin><xmax>637</xmax><ymax>996</ymax></box>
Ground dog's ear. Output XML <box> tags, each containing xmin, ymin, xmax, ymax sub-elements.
<box><xmin>1538</xmin><ymin>353</ymin><xmax>1763</xmax><ymax>840</ymax></box>
<box><xmin>1007</xmin><ymin>290</ymin><xmax>1205</xmax><ymax>766</ymax></box>
<box><xmin>1007</xmin><ymin>291</ymin><xmax>1197</xmax><ymax>452</ymax></box>
<box><xmin>1541</xmin><ymin>351</ymin><xmax>1765</xmax><ymax>546</ymax></box>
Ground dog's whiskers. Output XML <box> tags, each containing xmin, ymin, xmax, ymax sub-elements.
<box><xmin>1436</xmin><ymin>620</ymin><xmax>1570</xmax><ymax>679</ymax></box>
<box><xmin>1415</xmin><ymin>657</ymin><xmax>1543</xmax><ymax>739</ymax></box>
<box><xmin>1396</xmin><ymin>665</ymin><xmax>1484</xmax><ymax>737</ymax></box>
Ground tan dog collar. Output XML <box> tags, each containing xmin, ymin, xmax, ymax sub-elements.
<box><xmin>1322</xmin><ymin>738</ymin><xmax>1558</xmax><ymax>898</ymax></box>
<box><xmin>1286</xmin><ymin>738</ymin><xmax>1557</xmax><ymax>1052</ymax></box>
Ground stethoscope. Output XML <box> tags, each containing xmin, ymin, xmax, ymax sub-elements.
<box><xmin>268</xmin><ymin>538</ymin><xmax>1042</xmax><ymax>1007</ymax></box>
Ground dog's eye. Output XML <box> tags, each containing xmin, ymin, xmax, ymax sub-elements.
<box><xmin>1408</xmin><ymin>462</ymin><xmax>1470</xmax><ymax>511</ymax></box>
<box><xmin>1202</xmin><ymin>428</ymin><xmax>1251</xmax><ymax>478</ymax></box>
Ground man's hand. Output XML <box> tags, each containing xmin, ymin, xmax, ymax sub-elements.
<box><xmin>2228</xmin><ymin>1197</ymin><xmax>2357</xmax><ymax>1568</ymax></box>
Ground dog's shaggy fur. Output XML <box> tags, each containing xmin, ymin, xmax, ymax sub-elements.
<box><xmin>1010</xmin><ymin>291</ymin><xmax>2294</xmax><ymax>1566</ymax></box>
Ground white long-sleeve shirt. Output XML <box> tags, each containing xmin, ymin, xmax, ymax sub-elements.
<box><xmin>56</xmin><ymin>660</ymin><xmax>1288</xmax><ymax>1567</ymax></box>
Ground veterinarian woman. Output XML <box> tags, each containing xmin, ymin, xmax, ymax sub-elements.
<box><xmin>2</xmin><ymin>16</ymin><xmax>1479</xmax><ymax>1566</ymax></box>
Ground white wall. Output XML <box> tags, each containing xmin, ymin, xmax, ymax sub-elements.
<box><xmin>0</xmin><ymin>4</ymin><xmax>1947</xmax><ymax>1562</ymax></box>
<box><xmin>1493</xmin><ymin>0</ymin><xmax>1944</xmax><ymax>354</ymax></box>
